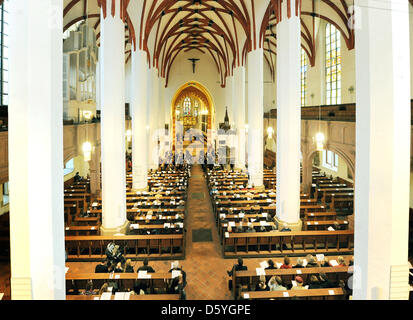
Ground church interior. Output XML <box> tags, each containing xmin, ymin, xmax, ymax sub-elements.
<box><xmin>0</xmin><ymin>0</ymin><xmax>412</xmax><ymax>301</ymax></box>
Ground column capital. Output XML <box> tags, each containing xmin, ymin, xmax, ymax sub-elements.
<box><xmin>98</xmin><ymin>0</ymin><xmax>129</xmax><ymax>20</ymax></box>
<box><xmin>276</xmin><ymin>0</ymin><xmax>302</xmax><ymax>23</ymax></box>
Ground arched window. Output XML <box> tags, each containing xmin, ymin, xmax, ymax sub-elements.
<box><xmin>64</xmin><ymin>158</ymin><xmax>75</xmax><ymax>176</ymax></box>
<box><xmin>325</xmin><ymin>23</ymin><xmax>341</xmax><ymax>105</ymax></box>
<box><xmin>301</xmin><ymin>48</ymin><xmax>308</xmax><ymax>106</ymax></box>
<box><xmin>0</xmin><ymin>0</ymin><xmax>9</xmax><ymax>106</ymax></box>
<box><xmin>183</xmin><ymin>97</ymin><xmax>191</xmax><ymax>116</ymax></box>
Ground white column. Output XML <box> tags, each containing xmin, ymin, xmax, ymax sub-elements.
<box><xmin>226</xmin><ymin>75</ymin><xmax>234</xmax><ymax>126</ymax></box>
<box><xmin>353</xmin><ymin>0</ymin><xmax>411</xmax><ymax>300</ymax></box>
<box><xmin>275</xmin><ymin>0</ymin><xmax>301</xmax><ymax>226</ymax></box>
<box><xmin>100</xmin><ymin>0</ymin><xmax>127</xmax><ymax>235</ymax></box>
<box><xmin>247</xmin><ymin>49</ymin><xmax>264</xmax><ymax>188</ymax></box>
<box><xmin>149</xmin><ymin>68</ymin><xmax>160</xmax><ymax>169</ymax></box>
<box><xmin>9</xmin><ymin>0</ymin><xmax>65</xmax><ymax>299</ymax></box>
<box><xmin>234</xmin><ymin>66</ymin><xmax>246</xmax><ymax>169</ymax></box>
<box><xmin>90</xmin><ymin>145</ymin><xmax>101</xmax><ymax>195</ymax></box>
<box><xmin>131</xmin><ymin>50</ymin><xmax>148</xmax><ymax>190</ymax></box>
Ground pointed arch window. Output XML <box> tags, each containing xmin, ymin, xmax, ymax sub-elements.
<box><xmin>0</xmin><ymin>0</ymin><xmax>9</xmax><ymax>106</ymax></box>
<box><xmin>183</xmin><ymin>97</ymin><xmax>191</xmax><ymax>116</ymax></box>
<box><xmin>301</xmin><ymin>48</ymin><xmax>308</xmax><ymax>106</ymax></box>
<box><xmin>325</xmin><ymin>23</ymin><xmax>341</xmax><ymax>105</ymax></box>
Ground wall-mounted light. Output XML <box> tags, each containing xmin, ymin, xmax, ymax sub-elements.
<box><xmin>314</xmin><ymin>132</ymin><xmax>325</xmax><ymax>151</ymax></box>
<box><xmin>126</xmin><ymin>129</ymin><xmax>132</xmax><ymax>142</ymax></box>
<box><xmin>83</xmin><ymin>111</ymin><xmax>92</xmax><ymax>121</ymax></box>
<box><xmin>82</xmin><ymin>141</ymin><xmax>92</xmax><ymax>161</ymax></box>
<box><xmin>267</xmin><ymin>126</ymin><xmax>274</xmax><ymax>138</ymax></box>
<box><xmin>245</xmin><ymin>124</ymin><xmax>248</xmax><ymax>133</ymax></box>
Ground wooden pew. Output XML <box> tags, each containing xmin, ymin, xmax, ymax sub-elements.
<box><xmin>65</xmin><ymin>234</ymin><xmax>185</xmax><ymax>261</ymax></box>
<box><xmin>66</xmin><ymin>272</ymin><xmax>174</xmax><ymax>294</ymax></box>
<box><xmin>240</xmin><ymin>287</ymin><xmax>346</xmax><ymax>300</ymax></box>
<box><xmin>65</xmin><ymin>225</ymin><xmax>100</xmax><ymax>236</ymax></box>
<box><xmin>233</xmin><ymin>266</ymin><xmax>350</xmax><ymax>298</ymax></box>
<box><xmin>222</xmin><ymin>230</ymin><xmax>354</xmax><ymax>258</ymax></box>
<box><xmin>304</xmin><ymin>220</ymin><xmax>349</xmax><ymax>231</ymax></box>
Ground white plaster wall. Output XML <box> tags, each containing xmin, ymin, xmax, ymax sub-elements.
<box><xmin>164</xmin><ymin>50</ymin><xmax>226</xmax><ymax>129</ymax></box>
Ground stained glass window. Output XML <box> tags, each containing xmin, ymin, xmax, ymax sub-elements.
<box><xmin>183</xmin><ymin>97</ymin><xmax>191</xmax><ymax>116</ymax></box>
<box><xmin>301</xmin><ymin>48</ymin><xmax>308</xmax><ymax>106</ymax></box>
<box><xmin>325</xmin><ymin>23</ymin><xmax>341</xmax><ymax>105</ymax></box>
<box><xmin>0</xmin><ymin>0</ymin><xmax>9</xmax><ymax>106</ymax></box>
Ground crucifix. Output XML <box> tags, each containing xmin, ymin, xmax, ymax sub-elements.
<box><xmin>188</xmin><ymin>58</ymin><xmax>200</xmax><ymax>73</ymax></box>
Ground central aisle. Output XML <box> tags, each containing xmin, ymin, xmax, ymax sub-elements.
<box><xmin>181</xmin><ymin>165</ymin><xmax>232</xmax><ymax>300</ymax></box>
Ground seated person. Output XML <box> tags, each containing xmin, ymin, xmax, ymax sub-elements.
<box><xmin>255</xmin><ymin>275</ymin><xmax>269</xmax><ymax>291</ymax></box>
<box><xmin>337</xmin><ymin>256</ymin><xmax>346</xmax><ymax>266</ymax></box>
<box><xmin>74</xmin><ymin>172</ymin><xmax>82</xmax><ymax>182</ymax></box>
<box><xmin>306</xmin><ymin>255</ymin><xmax>319</xmax><ymax>268</ymax></box>
<box><xmin>280</xmin><ymin>223</ymin><xmax>291</xmax><ymax>232</ymax></box>
<box><xmin>280</xmin><ymin>256</ymin><xmax>292</xmax><ymax>269</ymax></box>
<box><xmin>293</xmin><ymin>257</ymin><xmax>305</xmax><ymax>269</ymax></box>
<box><xmin>113</xmin><ymin>262</ymin><xmax>123</xmax><ymax>273</ymax></box>
<box><xmin>95</xmin><ymin>260</ymin><xmax>109</xmax><ymax>273</ymax></box>
<box><xmin>292</xmin><ymin>276</ymin><xmax>307</xmax><ymax>290</ymax></box>
<box><xmin>124</xmin><ymin>259</ymin><xmax>134</xmax><ymax>273</ymax></box>
<box><xmin>265</xmin><ymin>259</ymin><xmax>276</xmax><ymax>270</ymax></box>
<box><xmin>246</xmin><ymin>225</ymin><xmax>256</xmax><ymax>233</ymax></box>
<box><xmin>169</xmin><ymin>261</ymin><xmax>187</xmax><ymax>287</ymax></box>
<box><xmin>268</xmin><ymin>276</ymin><xmax>286</xmax><ymax>291</ymax></box>
<box><xmin>308</xmin><ymin>275</ymin><xmax>321</xmax><ymax>289</ymax></box>
<box><xmin>227</xmin><ymin>258</ymin><xmax>247</xmax><ymax>276</ymax></box>
<box><xmin>320</xmin><ymin>256</ymin><xmax>330</xmax><ymax>267</ymax></box>
<box><xmin>318</xmin><ymin>272</ymin><xmax>333</xmax><ymax>288</ymax></box>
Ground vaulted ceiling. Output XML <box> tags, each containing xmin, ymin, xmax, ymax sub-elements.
<box><xmin>62</xmin><ymin>0</ymin><xmax>411</xmax><ymax>87</ymax></box>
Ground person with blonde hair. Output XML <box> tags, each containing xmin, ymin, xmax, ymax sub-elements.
<box><xmin>268</xmin><ymin>276</ymin><xmax>286</xmax><ymax>291</ymax></box>
<box><xmin>255</xmin><ymin>275</ymin><xmax>269</xmax><ymax>291</ymax></box>
<box><xmin>124</xmin><ymin>259</ymin><xmax>134</xmax><ymax>273</ymax></box>
<box><xmin>337</xmin><ymin>256</ymin><xmax>346</xmax><ymax>266</ymax></box>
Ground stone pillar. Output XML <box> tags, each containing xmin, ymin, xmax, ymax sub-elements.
<box><xmin>131</xmin><ymin>50</ymin><xmax>148</xmax><ymax>191</ymax></box>
<box><xmin>226</xmin><ymin>75</ymin><xmax>234</xmax><ymax>126</ymax></box>
<box><xmin>275</xmin><ymin>0</ymin><xmax>302</xmax><ymax>229</ymax></box>
<box><xmin>301</xmin><ymin>151</ymin><xmax>313</xmax><ymax>194</ymax></box>
<box><xmin>90</xmin><ymin>145</ymin><xmax>101</xmax><ymax>196</ymax></box>
<box><xmin>247</xmin><ymin>49</ymin><xmax>264</xmax><ymax>189</ymax></box>
<box><xmin>149</xmin><ymin>68</ymin><xmax>159</xmax><ymax>169</ymax></box>
<box><xmin>9</xmin><ymin>0</ymin><xmax>65</xmax><ymax>299</ymax></box>
<box><xmin>99</xmin><ymin>0</ymin><xmax>127</xmax><ymax>235</ymax></box>
<box><xmin>353</xmin><ymin>0</ymin><xmax>411</xmax><ymax>300</ymax></box>
<box><xmin>234</xmin><ymin>66</ymin><xmax>246</xmax><ymax>170</ymax></box>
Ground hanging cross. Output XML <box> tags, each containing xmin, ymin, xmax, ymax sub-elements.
<box><xmin>188</xmin><ymin>58</ymin><xmax>200</xmax><ymax>73</ymax></box>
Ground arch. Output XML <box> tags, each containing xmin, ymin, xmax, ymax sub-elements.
<box><xmin>170</xmin><ymin>81</ymin><xmax>215</xmax><ymax>153</ymax></box>
<box><xmin>305</xmin><ymin>145</ymin><xmax>355</xmax><ymax>181</ymax></box>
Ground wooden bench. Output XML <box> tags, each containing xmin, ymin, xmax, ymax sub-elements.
<box><xmin>66</xmin><ymin>272</ymin><xmax>175</xmax><ymax>295</ymax></box>
<box><xmin>222</xmin><ymin>230</ymin><xmax>354</xmax><ymax>258</ymax></box>
<box><xmin>65</xmin><ymin>234</ymin><xmax>185</xmax><ymax>261</ymax></box>
<box><xmin>233</xmin><ymin>267</ymin><xmax>350</xmax><ymax>299</ymax></box>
